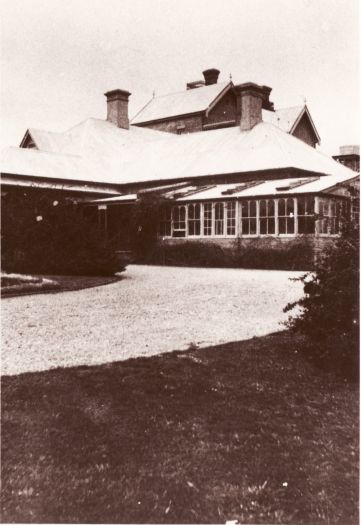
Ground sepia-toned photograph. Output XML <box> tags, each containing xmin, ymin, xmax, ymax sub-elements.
<box><xmin>0</xmin><ymin>0</ymin><xmax>359</xmax><ymax>523</ymax></box>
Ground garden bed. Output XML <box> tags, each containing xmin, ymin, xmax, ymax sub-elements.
<box><xmin>1</xmin><ymin>272</ymin><xmax>123</xmax><ymax>298</ymax></box>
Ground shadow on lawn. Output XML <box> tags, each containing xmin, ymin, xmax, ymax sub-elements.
<box><xmin>1</xmin><ymin>331</ymin><xmax>359</xmax><ymax>524</ymax></box>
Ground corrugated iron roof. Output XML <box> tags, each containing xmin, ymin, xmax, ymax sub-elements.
<box><xmin>262</xmin><ymin>106</ymin><xmax>304</xmax><ymax>133</ymax></box>
<box><xmin>1</xmin><ymin>118</ymin><xmax>357</xmax><ymax>191</ymax></box>
<box><xmin>131</xmin><ymin>81</ymin><xmax>231</xmax><ymax>124</ymax></box>
<box><xmin>176</xmin><ymin>173</ymin><xmax>358</xmax><ymax>201</ymax></box>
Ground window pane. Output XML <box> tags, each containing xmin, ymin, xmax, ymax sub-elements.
<box><xmin>268</xmin><ymin>200</ymin><xmax>275</xmax><ymax>216</ymax></box>
<box><xmin>250</xmin><ymin>201</ymin><xmax>257</xmax><ymax>217</ymax></box>
<box><xmin>241</xmin><ymin>201</ymin><xmax>249</xmax><ymax>218</ymax></box>
<box><xmin>298</xmin><ymin>197</ymin><xmax>306</xmax><ymax>216</ymax></box>
<box><xmin>278</xmin><ymin>199</ymin><xmax>286</xmax><ymax>216</ymax></box>
<box><xmin>287</xmin><ymin>217</ymin><xmax>294</xmax><ymax>234</ymax></box>
<box><xmin>287</xmin><ymin>198</ymin><xmax>294</xmax><ymax>216</ymax></box>
<box><xmin>279</xmin><ymin>217</ymin><xmax>286</xmax><ymax>234</ymax></box>
<box><xmin>260</xmin><ymin>218</ymin><xmax>267</xmax><ymax>234</ymax></box>
<box><xmin>260</xmin><ymin>200</ymin><xmax>267</xmax><ymax>216</ymax></box>
<box><xmin>268</xmin><ymin>218</ymin><xmax>275</xmax><ymax>234</ymax></box>
<box><xmin>250</xmin><ymin>218</ymin><xmax>257</xmax><ymax>235</ymax></box>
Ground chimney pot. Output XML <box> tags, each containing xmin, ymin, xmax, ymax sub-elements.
<box><xmin>104</xmin><ymin>88</ymin><xmax>131</xmax><ymax>129</ymax></box>
<box><xmin>202</xmin><ymin>68</ymin><xmax>220</xmax><ymax>86</ymax></box>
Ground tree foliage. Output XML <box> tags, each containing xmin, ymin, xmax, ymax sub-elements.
<box><xmin>284</xmin><ymin>220</ymin><xmax>359</xmax><ymax>376</ymax></box>
<box><xmin>1</xmin><ymin>190</ymin><xmax>124</xmax><ymax>276</ymax></box>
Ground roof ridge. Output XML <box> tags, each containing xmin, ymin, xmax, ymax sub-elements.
<box><xmin>274</xmin><ymin>104</ymin><xmax>304</xmax><ymax>112</ymax></box>
<box><xmin>148</xmin><ymin>80</ymin><xmax>230</xmax><ymax>101</ymax></box>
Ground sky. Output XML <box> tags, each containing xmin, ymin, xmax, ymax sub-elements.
<box><xmin>0</xmin><ymin>0</ymin><xmax>359</xmax><ymax>155</ymax></box>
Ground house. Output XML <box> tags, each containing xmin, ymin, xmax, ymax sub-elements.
<box><xmin>1</xmin><ymin>69</ymin><xmax>359</xmax><ymax>263</ymax></box>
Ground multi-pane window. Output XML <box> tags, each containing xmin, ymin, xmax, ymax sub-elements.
<box><xmin>319</xmin><ymin>198</ymin><xmax>338</xmax><ymax>235</ymax></box>
<box><xmin>188</xmin><ymin>203</ymin><xmax>201</xmax><ymax>236</ymax></box>
<box><xmin>298</xmin><ymin>196</ymin><xmax>315</xmax><ymax>234</ymax></box>
<box><xmin>226</xmin><ymin>202</ymin><xmax>236</xmax><ymax>236</ymax></box>
<box><xmin>203</xmin><ymin>203</ymin><xmax>213</xmax><ymax>236</ymax></box>
<box><xmin>161</xmin><ymin>197</ymin><xmax>346</xmax><ymax>240</ymax></box>
<box><xmin>241</xmin><ymin>200</ymin><xmax>257</xmax><ymax>235</ymax></box>
<box><xmin>172</xmin><ymin>205</ymin><xmax>186</xmax><ymax>237</ymax></box>
<box><xmin>214</xmin><ymin>202</ymin><xmax>224</xmax><ymax>235</ymax></box>
<box><xmin>278</xmin><ymin>198</ymin><xmax>295</xmax><ymax>234</ymax></box>
<box><xmin>159</xmin><ymin>206</ymin><xmax>172</xmax><ymax>237</ymax></box>
<box><xmin>259</xmin><ymin>199</ymin><xmax>275</xmax><ymax>235</ymax></box>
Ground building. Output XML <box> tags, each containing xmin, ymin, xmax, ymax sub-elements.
<box><xmin>1</xmin><ymin>69</ymin><xmax>359</xmax><ymax>262</ymax></box>
<box><xmin>333</xmin><ymin>145</ymin><xmax>360</xmax><ymax>173</ymax></box>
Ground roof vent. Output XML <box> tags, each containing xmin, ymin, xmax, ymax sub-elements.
<box><xmin>186</xmin><ymin>80</ymin><xmax>205</xmax><ymax>90</ymax></box>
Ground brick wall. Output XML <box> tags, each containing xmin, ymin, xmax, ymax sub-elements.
<box><xmin>137</xmin><ymin>114</ymin><xmax>203</xmax><ymax>134</ymax></box>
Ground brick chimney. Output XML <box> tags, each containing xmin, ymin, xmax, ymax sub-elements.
<box><xmin>104</xmin><ymin>89</ymin><xmax>131</xmax><ymax>129</ymax></box>
<box><xmin>234</xmin><ymin>83</ymin><xmax>273</xmax><ymax>131</ymax></box>
<box><xmin>202</xmin><ymin>68</ymin><xmax>220</xmax><ymax>86</ymax></box>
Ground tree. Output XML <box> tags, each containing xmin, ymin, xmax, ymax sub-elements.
<box><xmin>284</xmin><ymin>219</ymin><xmax>359</xmax><ymax>377</ymax></box>
<box><xmin>1</xmin><ymin>190</ymin><xmax>124</xmax><ymax>276</ymax></box>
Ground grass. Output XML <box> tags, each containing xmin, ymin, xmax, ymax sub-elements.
<box><xmin>1</xmin><ymin>331</ymin><xmax>358</xmax><ymax>524</ymax></box>
<box><xmin>1</xmin><ymin>273</ymin><xmax>122</xmax><ymax>297</ymax></box>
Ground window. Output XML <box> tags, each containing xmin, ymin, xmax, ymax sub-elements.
<box><xmin>172</xmin><ymin>205</ymin><xmax>186</xmax><ymax>237</ymax></box>
<box><xmin>259</xmin><ymin>199</ymin><xmax>275</xmax><ymax>235</ymax></box>
<box><xmin>159</xmin><ymin>206</ymin><xmax>172</xmax><ymax>236</ymax></box>
<box><xmin>203</xmin><ymin>203</ymin><xmax>213</xmax><ymax>236</ymax></box>
<box><xmin>297</xmin><ymin>196</ymin><xmax>315</xmax><ymax>234</ymax></box>
<box><xmin>214</xmin><ymin>202</ymin><xmax>224</xmax><ymax>235</ymax></box>
<box><xmin>188</xmin><ymin>203</ymin><xmax>201</xmax><ymax>236</ymax></box>
<box><xmin>319</xmin><ymin>198</ymin><xmax>338</xmax><ymax>235</ymax></box>
<box><xmin>226</xmin><ymin>201</ymin><xmax>236</xmax><ymax>236</ymax></box>
<box><xmin>241</xmin><ymin>200</ymin><xmax>257</xmax><ymax>235</ymax></box>
<box><xmin>278</xmin><ymin>198</ymin><xmax>295</xmax><ymax>234</ymax></box>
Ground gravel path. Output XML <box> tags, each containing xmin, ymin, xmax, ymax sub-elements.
<box><xmin>1</xmin><ymin>265</ymin><xmax>303</xmax><ymax>376</ymax></box>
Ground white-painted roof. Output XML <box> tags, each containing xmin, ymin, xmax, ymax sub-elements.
<box><xmin>131</xmin><ymin>82</ymin><xmax>231</xmax><ymax>124</ymax></box>
<box><xmin>1</xmin><ymin>118</ymin><xmax>357</xmax><ymax>191</ymax></box>
<box><xmin>262</xmin><ymin>106</ymin><xmax>304</xmax><ymax>133</ymax></box>
<box><xmin>176</xmin><ymin>173</ymin><xmax>358</xmax><ymax>201</ymax></box>
<box><xmin>91</xmin><ymin>194</ymin><xmax>138</xmax><ymax>203</ymax></box>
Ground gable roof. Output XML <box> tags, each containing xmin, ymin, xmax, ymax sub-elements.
<box><xmin>2</xmin><ymin>119</ymin><xmax>356</xmax><ymax>191</ymax></box>
<box><xmin>262</xmin><ymin>105</ymin><xmax>320</xmax><ymax>143</ymax></box>
<box><xmin>131</xmin><ymin>81</ymin><xmax>232</xmax><ymax>124</ymax></box>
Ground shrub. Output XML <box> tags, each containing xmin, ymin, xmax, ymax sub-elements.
<box><xmin>284</xmin><ymin>221</ymin><xmax>359</xmax><ymax>377</ymax></box>
<box><xmin>1</xmin><ymin>190</ymin><xmax>125</xmax><ymax>276</ymax></box>
<box><xmin>137</xmin><ymin>239</ymin><xmax>314</xmax><ymax>270</ymax></box>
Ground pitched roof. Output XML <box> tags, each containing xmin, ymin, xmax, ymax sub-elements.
<box><xmin>1</xmin><ymin>119</ymin><xmax>357</xmax><ymax>189</ymax></box>
<box><xmin>131</xmin><ymin>81</ymin><xmax>232</xmax><ymax>124</ymax></box>
<box><xmin>262</xmin><ymin>105</ymin><xmax>320</xmax><ymax>143</ymax></box>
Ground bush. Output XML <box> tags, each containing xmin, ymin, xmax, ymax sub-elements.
<box><xmin>137</xmin><ymin>239</ymin><xmax>314</xmax><ymax>270</ymax></box>
<box><xmin>1</xmin><ymin>190</ymin><xmax>125</xmax><ymax>276</ymax></box>
<box><xmin>284</xmin><ymin>221</ymin><xmax>359</xmax><ymax>377</ymax></box>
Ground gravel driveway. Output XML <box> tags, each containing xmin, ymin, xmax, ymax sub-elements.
<box><xmin>1</xmin><ymin>265</ymin><xmax>303</xmax><ymax>376</ymax></box>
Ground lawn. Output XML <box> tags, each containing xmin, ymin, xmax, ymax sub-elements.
<box><xmin>1</xmin><ymin>331</ymin><xmax>358</xmax><ymax>524</ymax></box>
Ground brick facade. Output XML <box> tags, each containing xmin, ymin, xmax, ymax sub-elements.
<box><xmin>136</xmin><ymin>114</ymin><xmax>203</xmax><ymax>134</ymax></box>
